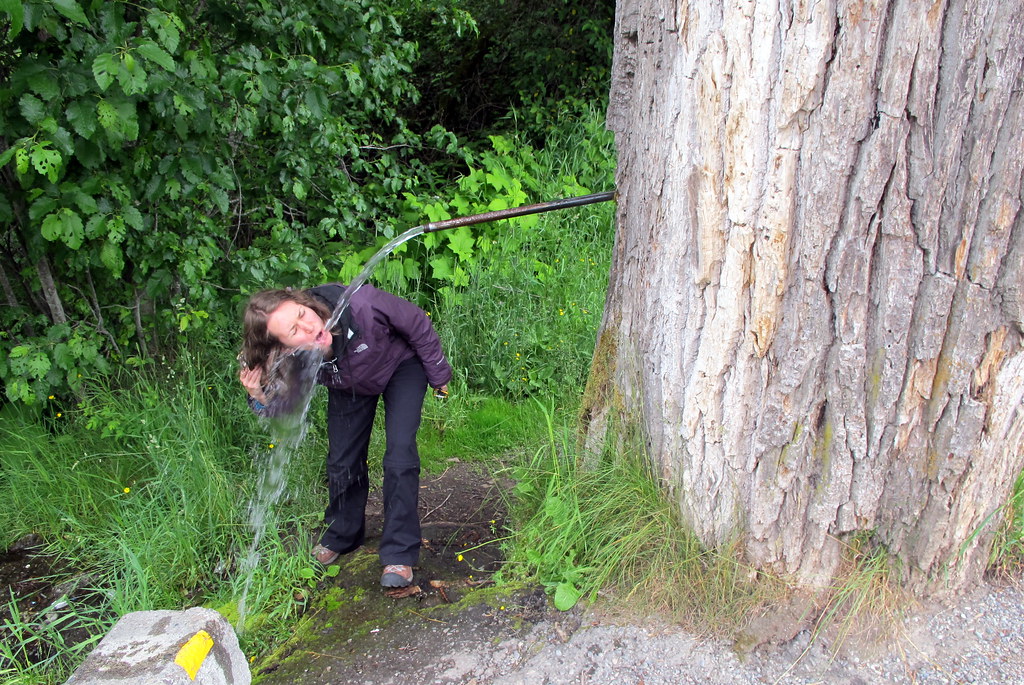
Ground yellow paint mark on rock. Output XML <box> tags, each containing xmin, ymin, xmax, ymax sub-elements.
<box><xmin>174</xmin><ymin>630</ymin><xmax>213</xmax><ymax>680</ymax></box>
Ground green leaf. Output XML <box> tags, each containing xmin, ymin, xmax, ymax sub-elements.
<box><xmin>59</xmin><ymin>209</ymin><xmax>85</xmax><ymax>248</ymax></box>
<box><xmin>69</xmin><ymin>189</ymin><xmax>98</xmax><ymax>215</ymax></box>
<box><xmin>429</xmin><ymin>255</ymin><xmax>454</xmax><ymax>280</ymax></box>
<box><xmin>92</xmin><ymin>53</ymin><xmax>117</xmax><ymax>92</ymax></box>
<box><xmin>41</xmin><ymin>209</ymin><xmax>84</xmax><ymax>248</ymax></box>
<box><xmin>100</xmin><ymin>240</ymin><xmax>124</xmax><ymax>276</ymax></box>
<box><xmin>85</xmin><ymin>214</ymin><xmax>106</xmax><ymax>238</ymax></box>
<box><xmin>447</xmin><ymin>226</ymin><xmax>475</xmax><ymax>261</ymax></box>
<box><xmin>209</xmin><ymin>186</ymin><xmax>229</xmax><ymax>214</ymax></box>
<box><xmin>41</xmin><ymin>212</ymin><xmax>63</xmax><ymax>241</ymax></box>
<box><xmin>66</xmin><ymin>100</ymin><xmax>98</xmax><ymax>138</ymax></box>
<box><xmin>122</xmin><ymin>206</ymin><xmax>143</xmax><ymax>231</ymax></box>
<box><xmin>106</xmin><ymin>214</ymin><xmax>126</xmax><ymax>242</ymax></box>
<box><xmin>147</xmin><ymin>11</ymin><xmax>182</xmax><ymax>53</ymax></box>
<box><xmin>51</xmin><ymin>0</ymin><xmax>88</xmax><ymax>24</ymax></box>
<box><xmin>19</xmin><ymin>93</ymin><xmax>45</xmax><ymax>124</ymax></box>
<box><xmin>112</xmin><ymin>100</ymin><xmax>139</xmax><ymax>140</ymax></box>
<box><xmin>51</xmin><ymin>127</ymin><xmax>74</xmax><ymax>156</ymax></box>
<box><xmin>553</xmin><ymin>582</ymin><xmax>582</xmax><ymax>611</ymax></box>
<box><xmin>75</xmin><ymin>138</ymin><xmax>104</xmax><ymax>168</ymax></box>
<box><xmin>117</xmin><ymin>58</ymin><xmax>148</xmax><ymax>95</ymax></box>
<box><xmin>487</xmin><ymin>196</ymin><xmax>509</xmax><ymax>212</ymax></box>
<box><xmin>165</xmin><ymin>178</ymin><xmax>181</xmax><ymax>201</ymax></box>
<box><xmin>96</xmin><ymin>100</ymin><xmax>117</xmax><ymax>130</ymax></box>
<box><xmin>30</xmin><ymin>142</ymin><xmax>62</xmax><ymax>182</ymax></box>
<box><xmin>15</xmin><ymin>148</ymin><xmax>29</xmax><ymax>175</ymax></box>
<box><xmin>29</xmin><ymin>196</ymin><xmax>58</xmax><ymax>221</ymax></box>
<box><xmin>1</xmin><ymin>0</ymin><xmax>24</xmax><ymax>39</ymax></box>
<box><xmin>27</xmin><ymin>71</ymin><xmax>60</xmax><ymax>101</ymax></box>
<box><xmin>137</xmin><ymin>40</ymin><xmax>175</xmax><ymax>72</ymax></box>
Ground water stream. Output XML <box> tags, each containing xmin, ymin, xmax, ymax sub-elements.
<box><xmin>235</xmin><ymin>223</ymin><xmax>428</xmax><ymax>631</ymax></box>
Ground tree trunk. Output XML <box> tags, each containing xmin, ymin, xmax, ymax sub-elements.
<box><xmin>36</xmin><ymin>256</ymin><xmax>67</xmax><ymax>326</ymax></box>
<box><xmin>588</xmin><ymin>0</ymin><xmax>1024</xmax><ymax>594</ymax></box>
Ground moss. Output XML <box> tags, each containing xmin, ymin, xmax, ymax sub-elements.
<box><xmin>776</xmin><ymin>422</ymin><xmax>804</xmax><ymax>470</ymax></box>
<box><xmin>578</xmin><ymin>321</ymin><xmax>620</xmax><ymax>429</ymax></box>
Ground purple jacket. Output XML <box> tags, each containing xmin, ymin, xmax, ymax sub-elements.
<box><xmin>309</xmin><ymin>283</ymin><xmax>452</xmax><ymax>395</ymax></box>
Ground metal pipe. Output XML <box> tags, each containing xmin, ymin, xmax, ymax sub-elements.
<box><xmin>421</xmin><ymin>190</ymin><xmax>616</xmax><ymax>233</ymax></box>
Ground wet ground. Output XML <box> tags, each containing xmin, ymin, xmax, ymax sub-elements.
<box><xmin>253</xmin><ymin>463</ymin><xmax>566</xmax><ymax>684</ymax></box>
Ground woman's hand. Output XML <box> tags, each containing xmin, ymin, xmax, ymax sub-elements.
<box><xmin>239</xmin><ymin>366</ymin><xmax>267</xmax><ymax>404</ymax></box>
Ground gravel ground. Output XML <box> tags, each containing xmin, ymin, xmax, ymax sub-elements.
<box><xmin>434</xmin><ymin>579</ymin><xmax>1023</xmax><ymax>684</ymax></box>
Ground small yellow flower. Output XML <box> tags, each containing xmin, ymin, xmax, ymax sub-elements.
<box><xmin>48</xmin><ymin>395</ymin><xmax>55</xmax><ymax>400</ymax></box>
<box><xmin>500</xmin><ymin>605</ymin><xmax>506</xmax><ymax>611</ymax></box>
<box><xmin>559</xmin><ymin>309</ymin><xmax>565</xmax><ymax>316</ymax></box>
<box><xmin>426</xmin><ymin>312</ymin><xmax>431</xmax><ymax>317</ymax></box>
<box><xmin>457</xmin><ymin>554</ymin><xmax>463</xmax><ymax>562</ymax></box>
<box><xmin>207</xmin><ymin>386</ymin><xmax>213</xmax><ymax>390</ymax></box>
<box><xmin>503</xmin><ymin>341</ymin><xmax>509</xmax><ymax>345</ymax></box>
<box><xmin>123</xmin><ymin>487</ymin><xmax>131</xmax><ymax>494</ymax></box>
<box><xmin>268</xmin><ymin>443</ymin><xmax>275</xmax><ymax>449</ymax></box>
<box><xmin>56</xmin><ymin>412</ymin><xmax>63</xmax><ymax>418</ymax></box>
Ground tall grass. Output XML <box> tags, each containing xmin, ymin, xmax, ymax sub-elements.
<box><xmin>990</xmin><ymin>470</ymin><xmax>1024</xmax><ymax>573</ymax></box>
<box><xmin>501</xmin><ymin>402</ymin><xmax>772</xmax><ymax>633</ymax></box>
<box><xmin>0</xmin><ymin>349</ymin><xmax>328</xmax><ymax>681</ymax></box>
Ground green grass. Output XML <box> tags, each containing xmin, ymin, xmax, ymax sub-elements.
<box><xmin>990</xmin><ymin>470</ymin><xmax>1024</xmax><ymax>574</ymax></box>
<box><xmin>500</xmin><ymin>401</ymin><xmax>773</xmax><ymax>633</ymax></box>
<box><xmin>0</xmin><ymin>348</ymin><xmax>332</xmax><ymax>682</ymax></box>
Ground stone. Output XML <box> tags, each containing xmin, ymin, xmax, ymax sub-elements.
<box><xmin>65</xmin><ymin>607</ymin><xmax>250</xmax><ymax>684</ymax></box>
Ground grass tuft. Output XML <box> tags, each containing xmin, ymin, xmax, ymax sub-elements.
<box><xmin>502</xmin><ymin>401</ymin><xmax>773</xmax><ymax>634</ymax></box>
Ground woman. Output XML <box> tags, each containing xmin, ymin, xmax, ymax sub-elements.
<box><xmin>238</xmin><ymin>283</ymin><xmax>451</xmax><ymax>588</ymax></box>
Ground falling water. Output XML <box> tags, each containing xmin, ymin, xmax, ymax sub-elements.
<box><xmin>234</xmin><ymin>223</ymin><xmax>429</xmax><ymax>631</ymax></box>
<box><xmin>324</xmin><ymin>224</ymin><xmax>430</xmax><ymax>331</ymax></box>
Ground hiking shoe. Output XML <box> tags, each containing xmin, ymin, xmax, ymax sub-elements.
<box><xmin>312</xmin><ymin>544</ymin><xmax>339</xmax><ymax>565</ymax></box>
<box><xmin>381</xmin><ymin>564</ymin><xmax>413</xmax><ymax>588</ymax></box>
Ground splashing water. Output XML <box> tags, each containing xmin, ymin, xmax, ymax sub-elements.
<box><xmin>234</xmin><ymin>223</ymin><xmax>428</xmax><ymax>632</ymax></box>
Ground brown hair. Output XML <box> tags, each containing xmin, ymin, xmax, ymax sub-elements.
<box><xmin>239</xmin><ymin>288</ymin><xmax>332</xmax><ymax>386</ymax></box>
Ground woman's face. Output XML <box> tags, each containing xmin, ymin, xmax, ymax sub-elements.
<box><xmin>265</xmin><ymin>300</ymin><xmax>333</xmax><ymax>351</ymax></box>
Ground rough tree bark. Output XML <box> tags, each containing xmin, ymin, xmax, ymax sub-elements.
<box><xmin>585</xmin><ymin>0</ymin><xmax>1024</xmax><ymax>594</ymax></box>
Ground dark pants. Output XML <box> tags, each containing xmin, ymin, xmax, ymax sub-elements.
<box><xmin>319</xmin><ymin>357</ymin><xmax>425</xmax><ymax>567</ymax></box>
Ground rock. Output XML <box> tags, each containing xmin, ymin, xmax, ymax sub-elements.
<box><xmin>65</xmin><ymin>607</ymin><xmax>250</xmax><ymax>684</ymax></box>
